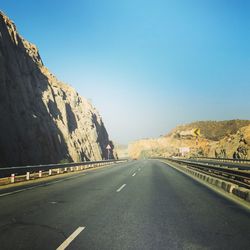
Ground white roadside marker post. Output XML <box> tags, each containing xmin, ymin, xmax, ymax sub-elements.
<box><xmin>10</xmin><ymin>174</ymin><xmax>15</xmax><ymax>183</ymax></box>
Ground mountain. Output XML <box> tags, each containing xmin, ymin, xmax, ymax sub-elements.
<box><xmin>0</xmin><ymin>11</ymin><xmax>115</xmax><ymax>167</ymax></box>
<box><xmin>128</xmin><ymin>120</ymin><xmax>250</xmax><ymax>159</ymax></box>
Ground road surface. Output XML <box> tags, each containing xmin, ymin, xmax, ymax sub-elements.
<box><xmin>0</xmin><ymin>160</ymin><xmax>250</xmax><ymax>250</ymax></box>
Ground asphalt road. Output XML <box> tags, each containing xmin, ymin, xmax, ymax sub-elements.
<box><xmin>0</xmin><ymin>160</ymin><xmax>250</xmax><ymax>250</ymax></box>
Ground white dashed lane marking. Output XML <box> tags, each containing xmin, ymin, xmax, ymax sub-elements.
<box><xmin>56</xmin><ymin>226</ymin><xmax>85</xmax><ymax>250</ymax></box>
<box><xmin>116</xmin><ymin>184</ymin><xmax>126</xmax><ymax>192</ymax></box>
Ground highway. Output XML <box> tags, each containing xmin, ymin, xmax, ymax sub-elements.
<box><xmin>0</xmin><ymin>160</ymin><xmax>250</xmax><ymax>250</ymax></box>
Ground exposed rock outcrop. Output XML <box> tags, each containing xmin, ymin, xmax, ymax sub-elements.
<box><xmin>0</xmin><ymin>11</ymin><xmax>115</xmax><ymax>167</ymax></box>
<box><xmin>128</xmin><ymin>120</ymin><xmax>250</xmax><ymax>159</ymax></box>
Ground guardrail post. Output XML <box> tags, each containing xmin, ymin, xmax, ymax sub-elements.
<box><xmin>0</xmin><ymin>160</ymin><xmax>123</xmax><ymax>186</ymax></box>
<box><xmin>26</xmin><ymin>172</ymin><xmax>30</xmax><ymax>181</ymax></box>
<box><xmin>10</xmin><ymin>174</ymin><xmax>15</xmax><ymax>183</ymax></box>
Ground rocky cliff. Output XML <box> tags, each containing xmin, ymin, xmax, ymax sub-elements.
<box><xmin>0</xmin><ymin>11</ymin><xmax>114</xmax><ymax>167</ymax></box>
<box><xmin>128</xmin><ymin>120</ymin><xmax>250</xmax><ymax>159</ymax></box>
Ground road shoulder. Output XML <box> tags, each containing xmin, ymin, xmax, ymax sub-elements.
<box><xmin>158</xmin><ymin>159</ymin><xmax>250</xmax><ymax>211</ymax></box>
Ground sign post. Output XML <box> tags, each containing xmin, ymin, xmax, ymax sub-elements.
<box><xmin>106</xmin><ymin>144</ymin><xmax>111</xmax><ymax>160</ymax></box>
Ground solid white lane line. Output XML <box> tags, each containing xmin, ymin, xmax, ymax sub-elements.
<box><xmin>132</xmin><ymin>173</ymin><xmax>136</xmax><ymax>177</ymax></box>
<box><xmin>116</xmin><ymin>184</ymin><xmax>126</xmax><ymax>192</ymax></box>
<box><xmin>0</xmin><ymin>174</ymin><xmax>86</xmax><ymax>198</ymax></box>
<box><xmin>56</xmin><ymin>226</ymin><xmax>85</xmax><ymax>250</ymax></box>
<box><xmin>0</xmin><ymin>189</ymin><xmax>27</xmax><ymax>197</ymax></box>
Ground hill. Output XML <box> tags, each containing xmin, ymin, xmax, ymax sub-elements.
<box><xmin>129</xmin><ymin>120</ymin><xmax>250</xmax><ymax>159</ymax></box>
<box><xmin>168</xmin><ymin>120</ymin><xmax>250</xmax><ymax>141</ymax></box>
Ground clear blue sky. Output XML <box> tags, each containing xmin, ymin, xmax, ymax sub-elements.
<box><xmin>2</xmin><ymin>0</ymin><xmax>250</xmax><ymax>144</ymax></box>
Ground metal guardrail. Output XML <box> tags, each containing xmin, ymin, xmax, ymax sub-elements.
<box><xmin>159</xmin><ymin>157</ymin><xmax>250</xmax><ymax>189</ymax></box>
<box><xmin>188</xmin><ymin>158</ymin><xmax>250</xmax><ymax>170</ymax></box>
<box><xmin>0</xmin><ymin>159</ymin><xmax>127</xmax><ymax>184</ymax></box>
<box><xmin>192</xmin><ymin>157</ymin><xmax>250</xmax><ymax>164</ymax></box>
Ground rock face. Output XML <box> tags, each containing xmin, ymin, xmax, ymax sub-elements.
<box><xmin>0</xmin><ymin>11</ymin><xmax>115</xmax><ymax>167</ymax></box>
<box><xmin>128</xmin><ymin>120</ymin><xmax>250</xmax><ymax>159</ymax></box>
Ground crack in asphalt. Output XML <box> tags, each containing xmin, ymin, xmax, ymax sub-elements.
<box><xmin>0</xmin><ymin>218</ymin><xmax>67</xmax><ymax>239</ymax></box>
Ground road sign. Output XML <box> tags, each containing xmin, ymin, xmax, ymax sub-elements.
<box><xmin>193</xmin><ymin>128</ymin><xmax>200</xmax><ymax>137</ymax></box>
<box><xmin>106</xmin><ymin>144</ymin><xmax>111</xmax><ymax>160</ymax></box>
<box><xmin>179</xmin><ymin>147</ymin><xmax>190</xmax><ymax>157</ymax></box>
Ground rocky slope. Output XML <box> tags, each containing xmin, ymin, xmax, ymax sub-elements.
<box><xmin>128</xmin><ymin>120</ymin><xmax>250</xmax><ymax>159</ymax></box>
<box><xmin>0</xmin><ymin>11</ymin><xmax>115</xmax><ymax>167</ymax></box>
<box><xmin>167</xmin><ymin>120</ymin><xmax>250</xmax><ymax>141</ymax></box>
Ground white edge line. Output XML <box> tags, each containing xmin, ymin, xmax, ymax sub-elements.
<box><xmin>56</xmin><ymin>226</ymin><xmax>85</xmax><ymax>250</ymax></box>
<box><xmin>132</xmin><ymin>173</ymin><xmax>136</xmax><ymax>177</ymax></box>
<box><xmin>0</xmin><ymin>174</ymin><xmax>86</xmax><ymax>198</ymax></box>
<box><xmin>116</xmin><ymin>184</ymin><xmax>126</xmax><ymax>192</ymax></box>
